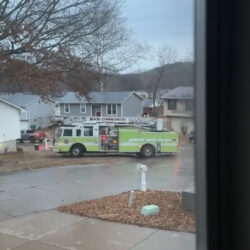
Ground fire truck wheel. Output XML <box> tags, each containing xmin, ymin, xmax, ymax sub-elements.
<box><xmin>140</xmin><ymin>144</ymin><xmax>155</xmax><ymax>158</ymax></box>
<box><xmin>70</xmin><ymin>144</ymin><xmax>84</xmax><ymax>158</ymax></box>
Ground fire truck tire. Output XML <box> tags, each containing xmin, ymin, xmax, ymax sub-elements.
<box><xmin>140</xmin><ymin>144</ymin><xmax>155</xmax><ymax>158</ymax></box>
<box><xmin>70</xmin><ymin>144</ymin><xmax>84</xmax><ymax>158</ymax></box>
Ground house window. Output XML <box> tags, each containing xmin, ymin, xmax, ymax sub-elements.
<box><xmin>168</xmin><ymin>100</ymin><xmax>177</xmax><ymax>110</ymax></box>
<box><xmin>80</xmin><ymin>104</ymin><xmax>86</xmax><ymax>113</ymax></box>
<box><xmin>64</xmin><ymin>104</ymin><xmax>70</xmax><ymax>113</ymax></box>
<box><xmin>185</xmin><ymin>100</ymin><xmax>194</xmax><ymax>111</ymax></box>
<box><xmin>84</xmin><ymin>126</ymin><xmax>93</xmax><ymax>136</ymax></box>
<box><xmin>107</xmin><ymin>104</ymin><xmax>117</xmax><ymax>115</ymax></box>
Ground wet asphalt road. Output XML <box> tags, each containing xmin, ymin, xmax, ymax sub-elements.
<box><xmin>0</xmin><ymin>145</ymin><xmax>194</xmax><ymax>222</ymax></box>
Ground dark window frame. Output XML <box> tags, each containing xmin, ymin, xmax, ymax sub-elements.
<box><xmin>64</xmin><ymin>103</ymin><xmax>70</xmax><ymax>113</ymax></box>
<box><xmin>63</xmin><ymin>129</ymin><xmax>72</xmax><ymax>137</ymax></box>
<box><xmin>167</xmin><ymin>99</ymin><xmax>177</xmax><ymax>110</ymax></box>
<box><xmin>84</xmin><ymin>126</ymin><xmax>93</xmax><ymax>136</ymax></box>
<box><xmin>80</xmin><ymin>104</ymin><xmax>86</xmax><ymax>113</ymax></box>
<box><xmin>27</xmin><ymin>130</ymin><xmax>35</xmax><ymax>133</ymax></box>
<box><xmin>76</xmin><ymin>129</ymin><xmax>81</xmax><ymax>136</ymax></box>
<box><xmin>107</xmin><ymin>104</ymin><xmax>117</xmax><ymax>115</ymax></box>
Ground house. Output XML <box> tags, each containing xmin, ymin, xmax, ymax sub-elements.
<box><xmin>142</xmin><ymin>99</ymin><xmax>164</xmax><ymax>117</ymax></box>
<box><xmin>0</xmin><ymin>94</ymin><xmax>55</xmax><ymax>130</ymax></box>
<box><xmin>160</xmin><ymin>86</ymin><xmax>194</xmax><ymax>135</ymax></box>
<box><xmin>141</xmin><ymin>89</ymin><xmax>171</xmax><ymax>117</ymax></box>
<box><xmin>54</xmin><ymin>91</ymin><xmax>144</xmax><ymax>118</ymax></box>
<box><xmin>0</xmin><ymin>98</ymin><xmax>21</xmax><ymax>153</ymax></box>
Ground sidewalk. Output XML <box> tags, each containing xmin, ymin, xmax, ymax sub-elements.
<box><xmin>0</xmin><ymin>210</ymin><xmax>195</xmax><ymax>250</ymax></box>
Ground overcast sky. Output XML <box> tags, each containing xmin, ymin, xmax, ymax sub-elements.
<box><xmin>122</xmin><ymin>0</ymin><xmax>194</xmax><ymax>72</ymax></box>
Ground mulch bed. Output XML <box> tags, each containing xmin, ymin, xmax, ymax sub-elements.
<box><xmin>58</xmin><ymin>190</ymin><xmax>195</xmax><ymax>233</ymax></box>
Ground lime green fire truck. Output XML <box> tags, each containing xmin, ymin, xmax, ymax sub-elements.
<box><xmin>52</xmin><ymin>117</ymin><xmax>179</xmax><ymax>158</ymax></box>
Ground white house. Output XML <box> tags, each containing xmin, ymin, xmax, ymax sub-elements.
<box><xmin>0</xmin><ymin>98</ymin><xmax>21</xmax><ymax>153</ymax></box>
<box><xmin>161</xmin><ymin>86</ymin><xmax>194</xmax><ymax>135</ymax></box>
<box><xmin>0</xmin><ymin>94</ymin><xmax>55</xmax><ymax>130</ymax></box>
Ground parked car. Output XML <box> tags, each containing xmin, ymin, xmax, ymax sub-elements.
<box><xmin>19</xmin><ymin>130</ymin><xmax>47</xmax><ymax>143</ymax></box>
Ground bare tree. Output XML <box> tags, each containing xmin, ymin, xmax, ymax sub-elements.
<box><xmin>139</xmin><ymin>71</ymin><xmax>156</xmax><ymax>98</ymax></box>
<box><xmin>82</xmin><ymin>5</ymin><xmax>147</xmax><ymax>91</ymax></box>
<box><xmin>152</xmin><ymin>45</ymin><xmax>178</xmax><ymax>110</ymax></box>
<box><xmin>0</xmin><ymin>0</ymin><xmax>126</xmax><ymax>95</ymax></box>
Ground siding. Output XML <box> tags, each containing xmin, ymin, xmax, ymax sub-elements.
<box><xmin>165</xmin><ymin>117</ymin><xmax>194</xmax><ymax>135</ymax></box>
<box><xmin>163</xmin><ymin>99</ymin><xmax>194</xmax><ymax>117</ymax></box>
<box><xmin>26</xmin><ymin>99</ymin><xmax>55</xmax><ymax>128</ymax></box>
<box><xmin>20</xmin><ymin>109</ymin><xmax>28</xmax><ymax>120</ymax></box>
<box><xmin>60</xmin><ymin>103</ymin><xmax>92</xmax><ymax>116</ymax></box>
<box><xmin>20</xmin><ymin>121</ymin><xmax>29</xmax><ymax>130</ymax></box>
<box><xmin>58</xmin><ymin>93</ymin><xmax>142</xmax><ymax>118</ymax></box>
<box><xmin>60</xmin><ymin>103</ymin><xmax>122</xmax><ymax>117</ymax></box>
<box><xmin>122</xmin><ymin>94</ymin><xmax>143</xmax><ymax>117</ymax></box>
<box><xmin>0</xmin><ymin>101</ymin><xmax>20</xmax><ymax>142</ymax></box>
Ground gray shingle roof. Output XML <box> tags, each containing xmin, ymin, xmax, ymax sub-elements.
<box><xmin>161</xmin><ymin>87</ymin><xmax>194</xmax><ymax>99</ymax></box>
<box><xmin>54</xmin><ymin>91</ymin><xmax>142</xmax><ymax>104</ymax></box>
<box><xmin>0</xmin><ymin>97</ymin><xmax>22</xmax><ymax>110</ymax></box>
<box><xmin>142</xmin><ymin>99</ymin><xmax>161</xmax><ymax>108</ymax></box>
<box><xmin>142</xmin><ymin>99</ymin><xmax>154</xmax><ymax>108</ymax></box>
<box><xmin>0</xmin><ymin>94</ymin><xmax>39</xmax><ymax>107</ymax></box>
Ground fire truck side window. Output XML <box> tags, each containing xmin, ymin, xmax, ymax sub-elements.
<box><xmin>76</xmin><ymin>129</ymin><xmax>81</xmax><ymax>136</ymax></box>
<box><xmin>63</xmin><ymin>129</ymin><xmax>72</xmax><ymax>137</ymax></box>
<box><xmin>84</xmin><ymin>126</ymin><xmax>93</xmax><ymax>136</ymax></box>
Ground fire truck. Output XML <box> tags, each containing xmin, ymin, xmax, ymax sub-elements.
<box><xmin>52</xmin><ymin>117</ymin><xmax>179</xmax><ymax>158</ymax></box>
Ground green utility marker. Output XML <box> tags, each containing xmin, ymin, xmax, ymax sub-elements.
<box><xmin>141</xmin><ymin>205</ymin><xmax>160</xmax><ymax>216</ymax></box>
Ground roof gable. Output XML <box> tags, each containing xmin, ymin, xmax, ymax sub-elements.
<box><xmin>0</xmin><ymin>93</ymin><xmax>55</xmax><ymax>107</ymax></box>
<box><xmin>0</xmin><ymin>94</ymin><xmax>39</xmax><ymax>107</ymax></box>
<box><xmin>0</xmin><ymin>97</ymin><xmax>22</xmax><ymax>111</ymax></box>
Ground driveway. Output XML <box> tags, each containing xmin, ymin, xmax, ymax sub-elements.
<box><xmin>0</xmin><ymin>145</ymin><xmax>194</xmax><ymax>221</ymax></box>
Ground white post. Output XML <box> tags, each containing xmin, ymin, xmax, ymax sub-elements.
<box><xmin>137</xmin><ymin>164</ymin><xmax>147</xmax><ymax>192</ymax></box>
<box><xmin>141</xmin><ymin>171</ymin><xmax>146</xmax><ymax>192</ymax></box>
<box><xmin>128</xmin><ymin>190</ymin><xmax>135</xmax><ymax>207</ymax></box>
